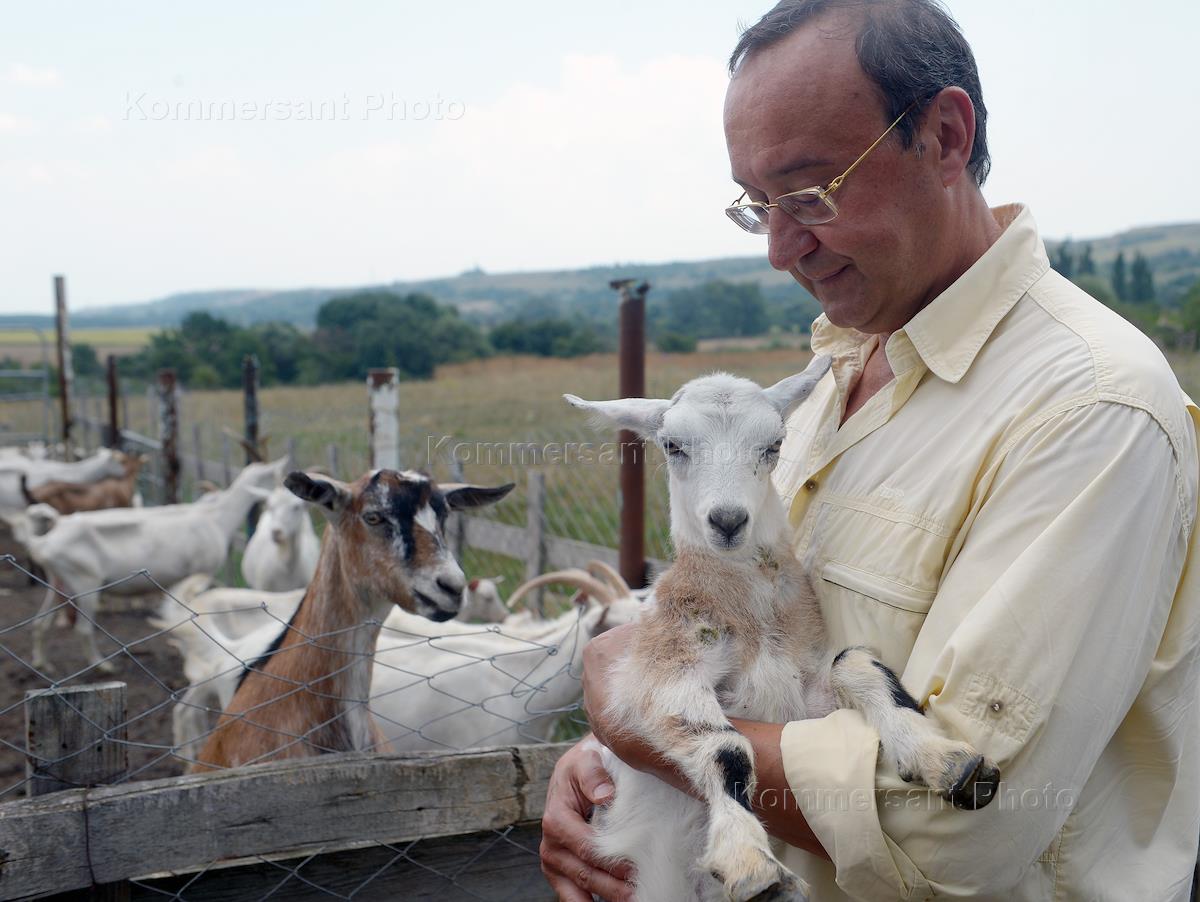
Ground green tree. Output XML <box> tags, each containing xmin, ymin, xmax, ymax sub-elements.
<box><xmin>1179</xmin><ymin>280</ymin><xmax>1200</xmax><ymax>347</ymax></box>
<box><xmin>1052</xmin><ymin>240</ymin><xmax>1074</xmax><ymax>279</ymax></box>
<box><xmin>1112</xmin><ymin>251</ymin><xmax>1129</xmax><ymax>301</ymax></box>
<box><xmin>1130</xmin><ymin>252</ymin><xmax>1156</xmax><ymax>304</ymax></box>
<box><xmin>1076</xmin><ymin>243</ymin><xmax>1096</xmax><ymax>276</ymax></box>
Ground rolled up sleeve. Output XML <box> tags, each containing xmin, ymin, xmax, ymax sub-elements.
<box><xmin>779</xmin><ymin>399</ymin><xmax>1197</xmax><ymax>899</ymax></box>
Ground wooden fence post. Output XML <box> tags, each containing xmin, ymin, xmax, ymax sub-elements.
<box><xmin>367</xmin><ymin>368</ymin><xmax>401</xmax><ymax>470</ymax></box>
<box><xmin>448</xmin><ymin>458</ymin><xmax>467</xmax><ymax>559</ymax></box>
<box><xmin>192</xmin><ymin>423</ymin><xmax>205</xmax><ymax>491</ymax></box>
<box><xmin>156</xmin><ymin>369</ymin><xmax>179</xmax><ymax>504</ymax></box>
<box><xmin>243</xmin><ymin>355</ymin><xmax>260</xmax><ymax>533</ymax></box>
<box><xmin>221</xmin><ymin>432</ymin><xmax>232</xmax><ymax>487</ymax></box>
<box><xmin>106</xmin><ymin>356</ymin><xmax>120</xmax><ymax>449</ymax></box>
<box><xmin>53</xmin><ymin>275</ymin><xmax>75</xmax><ymax>461</ymax></box>
<box><xmin>286</xmin><ymin>436</ymin><xmax>297</xmax><ymax>473</ymax></box>
<box><xmin>326</xmin><ymin>443</ymin><xmax>340</xmax><ymax>480</ymax></box>
<box><xmin>25</xmin><ymin>681</ymin><xmax>130</xmax><ymax>900</ymax></box>
<box><xmin>524</xmin><ymin>470</ymin><xmax>547</xmax><ymax>617</ymax></box>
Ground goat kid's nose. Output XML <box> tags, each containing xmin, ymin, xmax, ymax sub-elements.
<box><xmin>437</xmin><ymin>575</ymin><xmax>465</xmax><ymax>598</ymax></box>
<box><xmin>707</xmin><ymin>507</ymin><xmax>749</xmax><ymax>540</ymax></box>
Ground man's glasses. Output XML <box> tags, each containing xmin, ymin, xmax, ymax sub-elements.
<box><xmin>725</xmin><ymin>103</ymin><xmax>917</xmax><ymax>233</ymax></box>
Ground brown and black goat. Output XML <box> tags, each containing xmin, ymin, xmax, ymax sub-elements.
<box><xmin>190</xmin><ymin>468</ymin><xmax>513</xmax><ymax>771</ymax></box>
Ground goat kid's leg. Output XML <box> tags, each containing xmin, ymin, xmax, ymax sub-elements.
<box><xmin>634</xmin><ymin>693</ymin><xmax>809</xmax><ymax>901</ymax></box>
<box><xmin>830</xmin><ymin>647</ymin><xmax>999</xmax><ymax>810</ymax></box>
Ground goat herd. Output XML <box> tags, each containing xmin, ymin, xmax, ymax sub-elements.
<box><xmin>0</xmin><ymin>443</ymin><xmax>639</xmax><ymax>776</ymax></box>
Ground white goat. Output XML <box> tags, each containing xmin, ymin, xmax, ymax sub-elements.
<box><xmin>27</xmin><ymin>457</ymin><xmax>289</xmax><ymax>674</ymax></box>
<box><xmin>564</xmin><ymin>360</ymin><xmax>999</xmax><ymax>902</ymax></box>
<box><xmin>158</xmin><ymin>564</ymin><xmax>639</xmax><ymax>760</ymax></box>
<box><xmin>0</xmin><ymin>448</ymin><xmax>126</xmax><ymax>513</ymax></box>
<box><xmin>240</xmin><ymin>485</ymin><xmax>320</xmax><ymax>591</ymax></box>
<box><xmin>458</xmin><ymin>575</ymin><xmax>507</xmax><ymax>622</ymax></box>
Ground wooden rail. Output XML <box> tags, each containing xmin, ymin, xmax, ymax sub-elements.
<box><xmin>0</xmin><ymin>743</ymin><xmax>569</xmax><ymax>899</ymax></box>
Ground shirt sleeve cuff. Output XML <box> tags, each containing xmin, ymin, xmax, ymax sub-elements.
<box><xmin>780</xmin><ymin>710</ymin><xmax>931</xmax><ymax>901</ymax></box>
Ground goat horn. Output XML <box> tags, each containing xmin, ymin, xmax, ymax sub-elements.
<box><xmin>586</xmin><ymin>560</ymin><xmax>631</xmax><ymax>599</ymax></box>
<box><xmin>505</xmin><ymin>570</ymin><xmax>616</xmax><ymax>612</ymax></box>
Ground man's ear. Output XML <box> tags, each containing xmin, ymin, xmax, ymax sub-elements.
<box><xmin>285</xmin><ymin>471</ymin><xmax>351</xmax><ymax>515</ymax></box>
<box><xmin>929</xmin><ymin>86</ymin><xmax>976</xmax><ymax>187</ymax></box>
<box><xmin>563</xmin><ymin>394</ymin><xmax>671</xmax><ymax>439</ymax></box>
<box><xmin>762</xmin><ymin>355</ymin><xmax>831</xmax><ymax>419</ymax></box>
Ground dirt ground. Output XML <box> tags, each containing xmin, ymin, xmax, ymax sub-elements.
<box><xmin>0</xmin><ymin>531</ymin><xmax>189</xmax><ymax>798</ymax></box>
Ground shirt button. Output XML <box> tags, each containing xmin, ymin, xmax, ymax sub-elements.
<box><xmin>990</xmin><ymin>701</ymin><xmax>1004</xmax><ymax>713</ymax></box>
<box><xmin>804</xmin><ymin>480</ymin><xmax>819</xmax><ymax>491</ymax></box>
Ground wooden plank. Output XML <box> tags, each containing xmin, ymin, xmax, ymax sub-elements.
<box><xmin>25</xmin><ymin>682</ymin><xmax>128</xmax><ymax>797</ymax></box>
<box><xmin>85</xmin><ymin>744</ymin><xmax>571</xmax><ymax>886</ymax></box>
<box><xmin>463</xmin><ymin>516</ymin><xmax>668</xmax><ymax>581</ymax></box>
<box><xmin>0</xmin><ymin>789</ymin><xmax>91</xmax><ymax>898</ymax></box>
<box><xmin>129</xmin><ymin>823</ymin><xmax>554</xmax><ymax>902</ymax></box>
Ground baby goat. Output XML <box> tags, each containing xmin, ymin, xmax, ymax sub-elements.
<box><xmin>565</xmin><ymin>357</ymin><xmax>999</xmax><ymax>902</ymax></box>
<box><xmin>191</xmin><ymin>469</ymin><xmax>512</xmax><ymax>771</ymax></box>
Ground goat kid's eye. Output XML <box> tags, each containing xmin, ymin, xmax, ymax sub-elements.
<box><xmin>761</xmin><ymin>441</ymin><xmax>783</xmax><ymax>462</ymax></box>
<box><xmin>362</xmin><ymin>512</ymin><xmax>384</xmax><ymax>526</ymax></box>
<box><xmin>663</xmin><ymin>440</ymin><xmax>688</xmax><ymax>460</ymax></box>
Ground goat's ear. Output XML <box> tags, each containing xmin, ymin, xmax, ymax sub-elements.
<box><xmin>285</xmin><ymin>471</ymin><xmax>350</xmax><ymax>514</ymax></box>
<box><xmin>246</xmin><ymin>485</ymin><xmax>273</xmax><ymax>501</ymax></box>
<box><xmin>442</xmin><ymin>482</ymin><xmax>515</xmax><ymax>511</ymax></box>
<box><xmin>563</xmin><ymin>394</ymin><xmax>670</xmax><ymax>438</ymax></box>
<box><xmin>762</xmin><ymin>355</ymin><xmax>832</xmax><ymax>419</ymax></box>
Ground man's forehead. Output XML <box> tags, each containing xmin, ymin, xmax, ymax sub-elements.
<box><xmin>724</xmin><ymin>11</ymin><xmax>881</xmax><ymax>178</ymax></box>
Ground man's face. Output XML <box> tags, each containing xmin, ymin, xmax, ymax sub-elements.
<box><xmin>724</xmin><ymin>15</ymin><xmax>944</xmax><ymax>334</ymax></box>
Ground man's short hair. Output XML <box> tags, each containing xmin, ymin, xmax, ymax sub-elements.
<box><xmin>729</xmin><ymin>0</ymin><xmax>991</xmax><ymax>186</ymax></box>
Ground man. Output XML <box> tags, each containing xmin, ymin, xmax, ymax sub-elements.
<box><xmin>540</xmin><ymin>1</ymin><xmax>1200</xmax><ymax>899</ymax></box>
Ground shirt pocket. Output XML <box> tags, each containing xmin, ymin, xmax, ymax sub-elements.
<box><xmin>806</xmin><ymin>499</ymin><xmax>950</xmax><ymax>675</ymax></box>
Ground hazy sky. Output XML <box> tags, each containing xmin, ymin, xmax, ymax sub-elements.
<box><xmin>2</xmin><ymin>1</ymin><xmax>1197</xmax><ymax>313</ymax></box>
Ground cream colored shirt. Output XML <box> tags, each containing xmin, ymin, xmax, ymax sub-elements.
<box><xmin>773</xmin><ymin>204</ymin><xmax>1200</xmax><ymax>901</ymax></box>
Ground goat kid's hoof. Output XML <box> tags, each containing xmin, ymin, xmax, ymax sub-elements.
<box><xmin>707</xmin><ymin>848</ymin><xmax>807</xmax><ymax>902</ymax></box>
<box><xmin>946</xmin><ymin>754</ymin><xmax>1000</xmax><ymax>810</ymax></box>
<box><xmin>93</xmin><ymin>658</ymin><xmax>119</xmax><ymax>676</ymax></box>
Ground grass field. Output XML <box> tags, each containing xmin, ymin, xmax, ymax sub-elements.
<box><xmin>8</xmin><ymin>344</ymin><xmax>1200</xmax><ymax>588</ymax></box>
<box><xmin>0</xmin><ymin>327</ymin><xmax>157</xmax><ymax>367</ymax></box>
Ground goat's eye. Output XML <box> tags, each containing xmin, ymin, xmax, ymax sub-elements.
<box><xmin>363</xmin><ymin>512</ymin><xmax>384</xmax><ymax>526</ymax></box>
<box><xmin>663</xmin><ymin>440</ymin><xmax>687</xmax><ymax>460</ymax></box>
<box><xmin>762</xmin><ymin>440</ymin><xmax>783</xmax><ymax>461</ymax></box>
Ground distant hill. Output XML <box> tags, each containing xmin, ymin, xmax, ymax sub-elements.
<box><xmin>15</xmin><ymin>221</ymin><xmax>1197</xmax><ymax>330</ymax></box>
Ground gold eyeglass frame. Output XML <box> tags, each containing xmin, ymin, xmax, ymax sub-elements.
<box><xmin>725</xmin><ymin>102</ymin><xmax>918</xmax><ymax>233</ymax></box>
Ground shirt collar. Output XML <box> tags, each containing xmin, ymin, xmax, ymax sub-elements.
<box><xmin>809</xmin><ymin>204</ymin><xmax>1051</xmax><ymax>384</ymax></box>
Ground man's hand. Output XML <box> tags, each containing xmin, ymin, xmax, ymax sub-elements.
<box><xmin>539</xmin><ymin>739</ymin><xmax>636</xmax><ymax>901</ymax></box>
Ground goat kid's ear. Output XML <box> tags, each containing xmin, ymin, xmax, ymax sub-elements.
<box><xmin>284</xmin><ymin>471</ymin><xmax>350</xmax><ymax>514</ymax></box>
<box><xmin>762</xmin><ymin>355</ymin><xmax>832</xmax><ymax>419</ymax></box>
<box><xmin>563</xmin><ymin>394</ymin><xmax>671</xmax><ymax>438</ymax></box>
<box><xmin>442</xmin><ymin>482</ymin><xmax>515</xmax><ymax>511</ymax></box>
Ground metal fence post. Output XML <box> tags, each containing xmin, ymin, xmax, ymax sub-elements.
<box><xmin>612</xmin><ymin>279</ymin><xmax>649</xmax><ymax>589</ymax></box>
<box><xmin>106</xmin><ymin>356</ymin><xmax>120</xmax><ymax>449</ymax></box>
<box><xmin>156</xmin><ymin>369</ymin><xmax>180</xmax><ymax>504</ymax></box>
<box><xmin>524</xmin><ymin>470</ymin><xmax>547</xmax><ymax>617</ymax></box>
<box><xmin>53</xmin><ymin>275</ymin><xmax>75</xmax><ymax>460</ymax></box>
<box><xmin>367</xmin><ymin>368</ymin><xmax>401</xmax><ymax>470</ymax></box>
<box><xmin>25</xmin><ymin>681</ymin><xmax>130</xmax><ymax>900</ymax></box>
<box><xmin>449</xmin><ymin>458</ymin><xmax>467</xmax><ymax>559</ymax></box>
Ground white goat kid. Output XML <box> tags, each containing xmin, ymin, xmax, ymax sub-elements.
<box><xmin>458</xmin><ymin>575</ymin><xmax>507</xmax><ymax>622</ymax></box>
<box><xmin>28</xmin><ymin>458</ymin><xmax>288</xmax><ymax>674</ymax></box>
<box><xmin>0</xmin><ymin>448</ymin><xmax>126</xmax><ymax>514</ymax></box>
<box><xmin>564</xmin><ymin>358</ymin><xmax>999</xmax><ymax>902</ymax></box>
<box><xmin>240</xmin><ymin>485</ymin><xmax>320</xmax><ymax>591</ymax></box>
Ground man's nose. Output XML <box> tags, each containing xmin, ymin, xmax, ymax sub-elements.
<box><xmin>767</xmin><ymin>210</ymin><xmax>819</xmax><ymax>271</ymax></box>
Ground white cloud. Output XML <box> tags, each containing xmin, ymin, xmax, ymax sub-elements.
<box><xmin>5</xmin><ymin>62</ymin><xmax>61</xmax><ymax>86</ymax></box>
<box><xmin>0</xmin><ymin>112</ymin><xmax>37</xmax><ymax>135</ymax></box>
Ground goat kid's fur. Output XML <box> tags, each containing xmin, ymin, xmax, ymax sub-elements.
<box><xmin>191</xmin><ymin>469</ymin><xmax>512</xmax><ymax>771</ymax></box>
<box><xmin>565</xmin><ymin>358</ymin><xmax>999</xmax><ymax>902</ymax></box>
